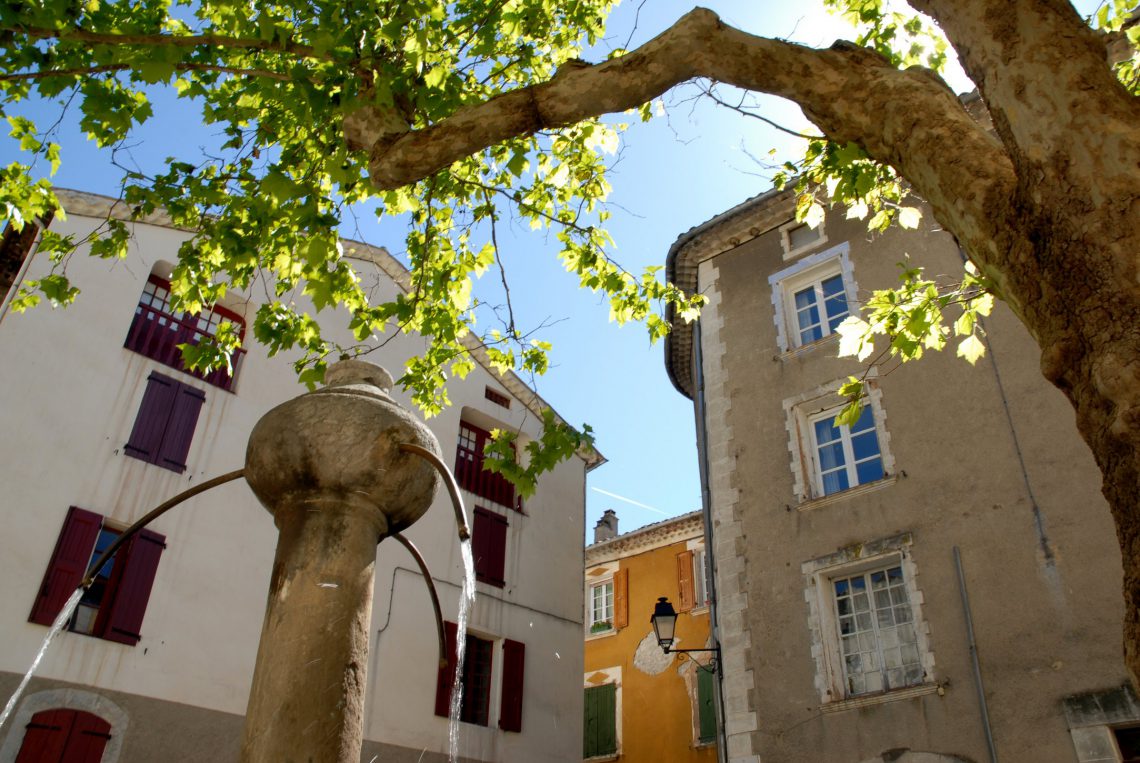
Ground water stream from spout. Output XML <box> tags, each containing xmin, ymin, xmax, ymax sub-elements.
<box><xmin>0</xmin><ymin>587</ymin><xmax>84</xmax><ymax>733</ymax></box>
<box><xmin>448</xmin><ymin>536</ymin><xmax>477</xmax><ymax>762</ymax></box>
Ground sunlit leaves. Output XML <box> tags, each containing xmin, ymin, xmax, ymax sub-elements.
<box><xmin>834</xmin><ymin>258</ymin><xmax>996</xmax><ymax>423</ymax></box>
<box><xmin>482</xmin><ymin>409</ymin><xmax>596</xmax><ymax>498</ymax></box>
<box><xmin>823</xmin><ymin>0</ymin><xmax>949</xmax><ymax>72</ymax></box>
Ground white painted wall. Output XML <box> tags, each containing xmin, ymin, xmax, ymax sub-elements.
<box><xmin>0</xmin><ymin>199</ymin><xmax>589</xmax><ymax>761</ymax></box>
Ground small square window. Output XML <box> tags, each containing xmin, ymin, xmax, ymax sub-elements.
<box><xmin>769</xmin><ymin>244</ymin><xmax>854</xmax><ymax>354</ymax></box>
<box><xmin>780</xmin><ymin>217</ymin><xmax>828</xmax><ymax>259</ymax></box>
<box><xmin>1115</xmin><ymin>726</ymin><xmax>1140</xmax><ymax>763</ymax></box>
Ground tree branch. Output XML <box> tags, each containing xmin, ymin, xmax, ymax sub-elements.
<box><xmin>366</xmin><ymin>6</ymin><xmax>1021</xmax><ymax>315</ymax></box>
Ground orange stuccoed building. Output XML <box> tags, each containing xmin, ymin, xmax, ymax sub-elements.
<box><xmin>583</xmin><ymin>510</ymin><xmax>718</xmax><ymax>762</ymax></box>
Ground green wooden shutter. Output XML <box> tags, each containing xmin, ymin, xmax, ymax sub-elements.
<box><xmin>698</xmin><ymin>668</ymin><xmax>717</xmax><ymax>743</ymax></box>
<box><xmin>583</xmin><ymin>684</ymin><xmax>617</xmax><ymax>757</ymax></box>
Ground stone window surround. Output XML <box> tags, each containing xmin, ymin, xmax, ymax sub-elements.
<box><xmin>782</xmin><ymin>374</ymin><xmax>896</xmax><ymax>505</ymax></box>
<box><xmin>779</xmin><ymin>217</ymin><xmax>829</xmax><ymax>261</ymax></box>
<box><xmin>768</xmin><ymin>241</ymin><xmax>855</xmax><ymax>355</ymax></box>
<box><xmin>0</xmin><ymin>688</ymin><xmax>128</xmax><ymax>763</ymax></box>
<box><xmin>801</xmin><ymin>533</ymin><xmax>937</xmax><ymax>709</ymax></box>
<box><xmin>1065</xmin><ymin>685</ymin><xmax>1140</xmax><ymax>763</ymax></box>
<box><xmin>686</xmin><ymin>537</ymin><xmax>710</xmax><ymax>613</ymax></box>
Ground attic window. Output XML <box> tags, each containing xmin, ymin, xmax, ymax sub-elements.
<box><xmin>780</xmin><ymin>218</ymin><xmax>828</xmax><ymax>260</ymax></box>
<box><xmin>485</xmin><ymin>387</ymin><xmax>510</xmax><ymax>409</ymax></box>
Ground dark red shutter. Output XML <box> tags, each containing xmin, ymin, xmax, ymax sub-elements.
<box><xmin>473</xmin><ymin>508</ymin><xmax>508</xmax><ymax>587</ymax></box>
<box><xmin>15</xmin><ymin>709</ymin><xmax>71</xmax><ymax>763</ymax></box>
<box><xmin>499</xmin><ymin>639</ymin><xmax>525</xmax><ymax>732</ymax></box>
<box><xmin>29</xmin><ymin>508</ymin><xmax>102</xmax><ymax>626</ymax></box>
<box><xmin>434</xmin><ymin>620</ymin><xmax>459</xmax><ymax>717</ymax></box>
<box><xmin>101</xmin><ymin>529</ymin><xmax>165</xmax><ymax>645</ymax></box>
<box><xmin>124</xmin><ymin>373</ymin><xmax>178</xmax><ymax>463</ymax></box>
<box><xmin>60</xmin><ymin>711</ymin><xmax>111</xmax><ymax>763</ymax></box>
<box><xmin>156</xmin><ymin>382</ymin><xmax>205</xmax><ymax>473</ymax></box>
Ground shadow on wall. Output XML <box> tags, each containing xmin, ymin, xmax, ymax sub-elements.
<box><xmin>863</xmin><ymin>752</ymin><xmax>977</xmax><ymax>763</ymax></box>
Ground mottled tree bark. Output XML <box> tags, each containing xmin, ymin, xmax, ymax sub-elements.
<box><xmin>358</xmin><ymin>0</ymin><xmax>1140</xmax><ymax>682</ymax></box>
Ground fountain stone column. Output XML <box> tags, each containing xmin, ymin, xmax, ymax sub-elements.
<box><xmin>240</xmin><ymin>359</ymin><xmax>441</xmax><ymax>763</ymax></box>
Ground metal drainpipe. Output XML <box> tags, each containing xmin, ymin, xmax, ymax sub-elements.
<box><xmin>954</xmin><ymin>545</ymin><xmax>998</xmax><ymax>763</ymax></box>
<box><xmin>693</xmin><ymin>322</ymin><xmax>729</xmax><ymax>763</ymax></box>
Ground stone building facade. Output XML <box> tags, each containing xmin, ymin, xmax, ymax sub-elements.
<box><xmin>583</xmin><ymin>510</ymin><xmax>717</xmax><ymax>762</ymax></box>
<box><xmin>664</xmin><ymin>189</ymin><xmax>1133</xmax><ymax>763</ymax></box>
<box><xmin>0</xmin><ymin>189</ymin><xmax>601</xmax><ymax>762</ymax></box>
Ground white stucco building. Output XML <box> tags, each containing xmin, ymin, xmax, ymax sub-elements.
<box><xmin>0</xmin><ymin>189</ymin><xmax>601</xmax><ymax>762</ymax></box>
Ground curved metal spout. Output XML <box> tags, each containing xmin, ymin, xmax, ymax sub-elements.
<box><xmin>392</xmin><ymin>533</ymin><xmax>448</xmax><ymax>669</ymax></box>
<box><xmin>398</xmin><ymin>443</ymin><xmax>470</xmax><ymax>541</ymax></box>
<box><xmin>82</xmin><ymin>468</ymin><xmax>246</xmax><ymax>587</ymax></box>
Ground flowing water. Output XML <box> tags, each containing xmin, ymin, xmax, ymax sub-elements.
<box><xmin>0</xmin><ymin>587</ymin><xmax>84</xmax><ymax>732</ymax></box>
<box><xmin>448</xmin><ymin>537</ymin><xmax>477</xmax><ymax>763</ymax></box>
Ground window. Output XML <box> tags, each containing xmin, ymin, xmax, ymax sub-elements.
<box><xmin>694</xmin><ymin>548</ymin><xmax>710</xmax><ymax>609</ymax></box>
<box><xmin>124</xmin><ymin>372</ymin><xmax>205</xmax><ymax>474</ymax></box>
<box><xmin>810</xmin><ymin>405</ymin><xmax>884</xmax><ymax>496</ymax></box>
<box><xmin>124</xmin><ymin>274</ymin><xmax>246</xmax><ymax>392</ymax></box>
<box><xmin>15</xmin><ymin>708</ymin><xmax>111</xmax><ymax>763</ymax></box>
<box><xmin>29</xmin><ymin>506</ymin><xmax>166</xmax><ymax>646</ymax></box>
<box><xmin>472</xmin><ymin>507</ymin><xmax>508</xmax><ymax>587</ymax></box>
<box><xmin>484</xmin><ymin>386</ymin><xmax>510</xmax><ymax>409</ymax></box>
<box><xmin>434</xmin><ymin>622</ymin><xmax>526</xmax><ymax>732</ymax></box>
<box><xmin>696</xmin><ymin>668</ymin><xmax>716</xmax><ymax>744</ymax></box>
<box><xmin>791</xmin><ymin>273</ymin><xmax>849</xmax><ymax>345</ymax></box>
<box><xmin>804</xmin><ymin>538</ymin><xmax>933</xmax><ymax>705</ymax></box>
<box><xmin>583</xmin><ymin>683</ymin><xmax>617</xmax><ymax>758</ymax></box>
<box><xmin>586</xmin><ymin>568</ymin><xmax>626</xmax><ymax>635</ymax></box>
<box><xmin>455</xmin><ymin>420</ymin><xmax>520</xmax><ymax>510</ymax></box>
<box><xmin>589</xmin><ymin>580</ymin><xmax>614</xmax><ymax>633</ymax></box>
<box><xmin>769</xmin><ymin>244</ymin><xmax>854</xmax><ymax>353</ymax></box>
<box><xmin>784</xmin><ymin>381</ymin><xmax>895</xmax><ymax>504</ymax></box>
<box><xmin>780</xmin><ymin>217</ymin><xmax>828</xmax><ymax>259</ymax></box>
<box><xmin>1115</xmin><ymin>726</ymin><xmax>1140</xmax><ymax>763</ymax></box>
<box><xmin>831</xmin><ymin>564</ymin><xmax>924</xmax><ymax>696</ymax></box>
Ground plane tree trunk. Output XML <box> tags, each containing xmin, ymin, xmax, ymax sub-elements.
<box><xmin>358</xmin><ymin>0</ymin><xmax>1140</xmax><ymax>681</ymax></box>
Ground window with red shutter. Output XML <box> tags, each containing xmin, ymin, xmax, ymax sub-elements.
<box><xmin>499</xmin><ymin>639</ymin><xmax>525</xmax><ymax>732</ymax></box>
<box><xmin>432</xmin><ymin>621</ymin><xmax>497</xmax><ymax>727</ymax></box>
<box><xmin>124</xmin><ymin>274</ymin><xmax>246</xmax><ymax>392</ymax></box>
<box><xmin>455</xmin><ymin>421</ymin><xmax>520</xmax><ymax>511</ymax></box>
<box><xmin>16</xmin><ymin>708</ymin><xmax>111</xmax><ymax>763</ymax></box>
<box><xmin>125</xmin><ymin>372</ymin><xmax>205</xmax><ymax>474</ymax></box>
<box><xmin>472</xmin><ymin>507</ymin><xmax>508</xmax><ymax>587</ymax></box>
<box><xmin>29</xmin><ymin>508</ymin><xmax>166</xmax><ymax>646</ymax></box>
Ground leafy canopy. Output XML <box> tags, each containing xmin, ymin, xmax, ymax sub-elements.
<box><xmin>2</xmin><ymin>0</ymin><xmax>1137</xmax><ymax>484</ymax></box>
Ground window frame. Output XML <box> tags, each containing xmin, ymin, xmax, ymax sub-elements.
<box><xmin>433</xmin><ymin>622</ymin><xmax>526</xmax><ymax>732</ymax></box>
<box><xmin>124</xmin><ymin>274</ymin><xmax>246</xmax><ymax>392</ymax></box>
<box><xmin>769</xmin><ymin>243</ymin><xmax>855</xmax><ymax>354</ymax></box>
<box><xmin>783</xmin><ymin>379</ymin><xmax>895</xmax><ymax>504</ymax></box>
<box><xmin>807</xmin><ymin>404</ymin><xmax>886</xmax><ymax>497</ymax></box>
<box><xmin>802</xmin><ymin>538</ymin><xmax>935</xmax><ymax>706</ymax></box>
<box><xmin>779</xmin><ymin>217</ymin><xmax>828</xmax><ymax>260</ymax></box>
<box><xmin>29</xmin><ymin>506</ymin><xmax>166</xmax><ymax>646</ymax></box>
<box><xmin>588</xmin><ymin>579</ymin><xmax>615</xmax><ymax>633</ymax></box>
<box><xmin>454</xmin><ymin>419</ymin><xmax>522</xmax><ymax>511</ymax></box>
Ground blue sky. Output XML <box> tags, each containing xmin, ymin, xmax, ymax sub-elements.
<box><xmin>4</xmin><ymin>0</ymin><xmax>1063</xmax><ymax>540</ymax></box>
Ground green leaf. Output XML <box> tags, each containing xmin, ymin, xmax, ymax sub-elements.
<box><xmin>957</xmin><ymin>334</ymin><xmax>986</xmax><ymax>365</ymax></box>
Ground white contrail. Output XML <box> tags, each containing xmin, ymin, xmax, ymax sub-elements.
<box><xmin>590</xmin><ymin>487</ymin><xmax>670</xmax><ymax>516</ymax></box>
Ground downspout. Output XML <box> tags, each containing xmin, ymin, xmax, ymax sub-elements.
<box><xmin>693</xmin><ymin>321</ymin><xmax>729</xmax><ymax>763</ymax></box>
<box><xmin>954</xmin><ymin>546</ymin><xmax>998</xmax><ymax>763</ymax></box>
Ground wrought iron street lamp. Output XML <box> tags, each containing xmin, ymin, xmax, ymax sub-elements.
<box><xmin>650</xmin><ymin>596</ymin><xmax>720</xmax><ymax>673</ymax></box>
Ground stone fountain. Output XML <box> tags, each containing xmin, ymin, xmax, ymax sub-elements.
<box><xmin>240</xmin><ymin>359</ymin><xmax>442</xmax><ymax>763</ymax></box>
